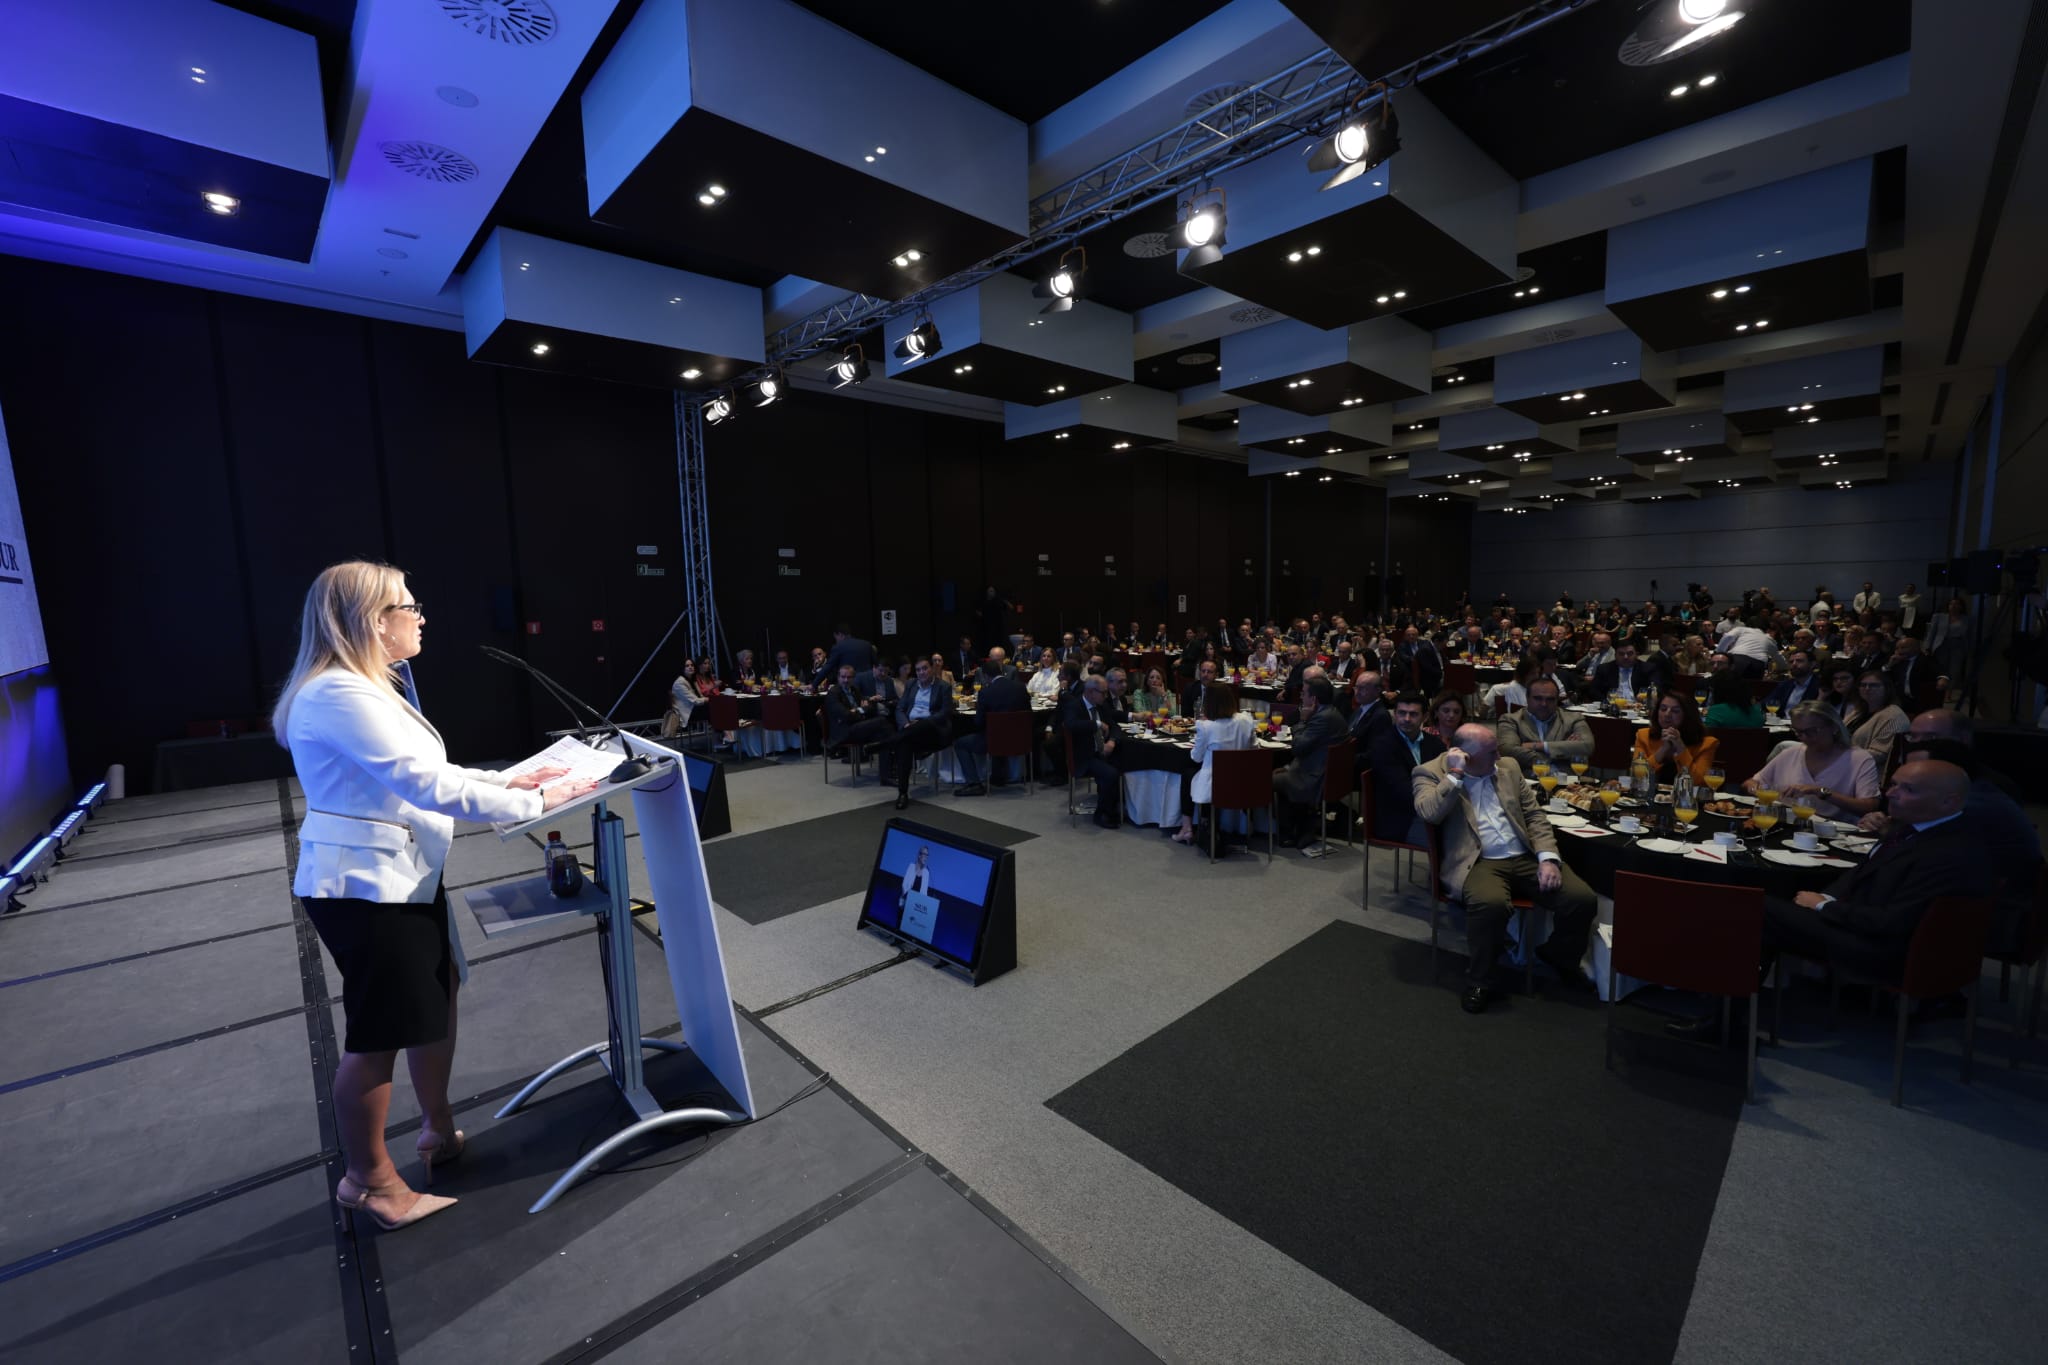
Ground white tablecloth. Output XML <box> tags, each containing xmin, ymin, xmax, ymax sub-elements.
<box><xmin>736</xmin><ymin>725</ymin><xmax>803</xmax><ymax>758</ymax></box>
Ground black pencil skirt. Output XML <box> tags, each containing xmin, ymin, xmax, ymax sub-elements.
<box><xmin>304</xmin><ymin>887</ymin><xmax>455</xmax><ymax>1053</ymax></box>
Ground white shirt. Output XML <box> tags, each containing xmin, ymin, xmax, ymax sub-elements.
<box><xmin>1717</xmin><ymin>624</ymin><xmax>1777</xmax><ymax>662</ymax></box>
<box><xmin>1027</xmin><ymin>668</ymin><xmax>1061</xmax><ymax>699</ymax></box>
<box><xmin>1853</xmin><ymin>590</ymin><xmax>1880</xmax><ymax>612</ymax></box>
<box><xmin>1446</xmin><ymin>768</ymin><xmax>1558</xmax><ymax>864</ymax></box>
<box><xmin>1896</xmin><ymin>592</ymin><xmax>1920</xmax><ymax>628</ymax></box>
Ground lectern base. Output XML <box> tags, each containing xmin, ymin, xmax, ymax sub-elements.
<box><xmin>496</xmin><ymin>1036</ymin><xmax>747</xmax><ymax>1213</ymax></box>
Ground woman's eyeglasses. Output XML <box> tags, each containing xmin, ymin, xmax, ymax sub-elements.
<box><xmin>385</xmin><ymin>602</ymin><xmax>425</xmax><ymax>616</ymax></box>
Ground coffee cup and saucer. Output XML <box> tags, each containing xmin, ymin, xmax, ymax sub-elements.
<box><xmin>1548</xmin><ymin>796</ymin><xmax>1570</xmax><ymax>813</ymax></box>
<box><xmin>1791</xmin><ymin>831</ymin><xmax>1821</xmax><ymax>852</ymax></box>
<box><xmin>1713</xmin><ymin>830</ymin><xmax>1740</xmax><ymax>848</ymax></box>
<box><xmin>1613</xmin><ymin>816</ymin><xmax>1645</xmax><ymax>835</ymax></box>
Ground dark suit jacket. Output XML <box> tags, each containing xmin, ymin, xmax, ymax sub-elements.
<box><xmin>1180</xmin><ymin>681</ymin><xmax>1214</xmax><ymax>719</ymax></box>
<box><xmin>1375</xmin><ymin>654</ymin><xmax>1417</xmax><ymax>693</ymax></box>
<box><xmin>823</xmin><ymin>684</ymin><xmax>880</xmax><ymax>743</ymax></box>
<box><xmin>1062</xmin><ymin>696</ymin><xmax>1116</xmax><ymax>759</ymax></box>
<box><xmin>1403</xmin><ymin>642</ymin><xmax>1445</xmax><ymax>695</ymax></box>
<box><xmin>1766</xmin><ymin>673</ymin><xmax>1825</xmax><ymax>713</ymax></box>
<box><xmin>1587</xmin><ymin>658</ymin><xmax>1666</xmax><ymax>703</ymax></box>
<box><xmin>962</xmin><ymin>673</ymin><xmax>1029</xmax><ymax>736</ymax></box>
<box><xmin>1365</xmin><ymin>726</ymin><xmax>1445</xmax><ymax>839</ymax></box>
<box><xmin>825</xmin><ymin>636</ymin><xmax>876</xmax><ymax>677</ymax></box>
<box><xmin>1888</xmin><ymin>656</ymin><xmax>1941</xmax><ymax>714</ymax></box>
<box><xmin>1347</xmin><ymin>699</ymin><xmax>1393</xmax><ymax>753</ymax></box>
<box><xmin>975</xmin><ymin>661</ymin><xmax>1017</xmax><ymax>686</ymax></box>
<box><xmin>1276</xmin><ymin>705</ymin><xmax>1348</xmax><ymax>804</ymax></box>
<box><xmin>1816</xmin><ymin>817</ymin><xmax>1993</xmax><ymax>943</ymax></box>
<box><xmin>895</xmin><ymin>678</ymin><xmax>955</xmax><ymax>729</ymax></box>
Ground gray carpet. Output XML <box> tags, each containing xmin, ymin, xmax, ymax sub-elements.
<box><xmin>1046</xmin><ymin>922</ymin><xmax>1742</xmax><ymax>1365</ymax></box>
<box><xmin>704</xmin><ymin>798</ymin><xmax>1035</xmax><ymax>925</ymax></box>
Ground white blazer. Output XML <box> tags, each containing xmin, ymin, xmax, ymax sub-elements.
<box><xmin>285</xmin><ymin>669</ymin><xmax>541</xmax><ymax>927</ymax></box>
<box><xmin>1190</xmin><ymin>713</ymin><xmax>1257</xmax><ymax>804</ymax></box>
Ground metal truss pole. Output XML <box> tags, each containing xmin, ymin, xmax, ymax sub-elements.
<box><xmin>677</xmin><ymin>392</ymin><xmax>722</xmax><ymax>669</ymax></box>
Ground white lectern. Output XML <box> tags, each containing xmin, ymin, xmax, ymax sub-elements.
<box><xmin>464</xmin><ymin>732</ymin><xmax>755</xmax><ymax>1212</ymax></box>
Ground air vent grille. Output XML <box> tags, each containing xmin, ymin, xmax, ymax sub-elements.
<box><xmin>379</xmin><ymin>141</ymin><xmax>480</xmax><ymax>184</ymax></box>
<box><xmin>439</xmin><ymin>0</ymin><xmax>557</xmax><ymax>46</ymax></box>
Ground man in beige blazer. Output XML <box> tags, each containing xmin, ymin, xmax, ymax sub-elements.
<box><xmin>1413</xmin><ymin>723</ymin><xmax>1599</xmax><ymax>1014</ymax></box>
<box><xmin>1494</xmin><ymin>678</ymin><xmax>1594</xmax><ymax>769</ymax></box>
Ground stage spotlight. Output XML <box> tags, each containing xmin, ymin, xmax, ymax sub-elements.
<box><xmin>1033</xmin><ymin>247</ymin><xmax>1087</xmax><ymax>314</ymax></box>
<box><xmin>753</xmin><ymin>369</ymin><xmax>785</xmax><ymax>407</ymax></box>
<box><xmin>1306</xmin><ymin>96</ymin><xmax>1400</xmax><ymax>191</ymax></box>
<box><xmin>1170</xmin><ymin>195</ymin><xmax>1227</xmax><ymax>271</ymax></box>
<box><xmin>830</xmin><ymin>344</ymin><xmax>869</xmax><ymax>389</ymax></box>
<box><xmin>705</xmin><ymin>393</ymin><xmax>735</xmax><ymax>424</ymax></box>
<box><xmin>893</xmin><ymin>316</ymin><xmax>943</xmax><ymax>364</ymax></box>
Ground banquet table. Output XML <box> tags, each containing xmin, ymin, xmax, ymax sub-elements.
<box><xmin>1105</xmin><ymin>721</ymin><xmax>1293</xmax><ymax>830</ymax></box>
<box><xmin>724</xmin><ymin>687</ymin><xmax>824</xmax><ymax>758</ymax></box>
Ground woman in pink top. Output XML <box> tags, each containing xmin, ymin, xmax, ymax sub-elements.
<box><xmin>1743</xmin><ymin>701</ymin><xmax>1881</xmax><ymax>820</ymax></box>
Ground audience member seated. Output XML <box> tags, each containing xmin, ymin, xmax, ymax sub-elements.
<box><xmin>1495</xmin><ymin>678</ymin><xmax>1593</xmax><ymax>770</ymax></box>
<box><xmin>1887</xmin><ymin>636</ymin><xmax>1942</xmax><ymax>714</ymax></box>
<box><xmin>1026</xmin><ymin>648</ymin><xmax>1062</xmax><ymax>699</ymax></box>
<box><xmin>804</xmin><ymin>646</ymin><xmax>832</xmax><ymax>688</ymax></box>
<box><xmin>1703</xmin><ymin>670</ymin><xmax>1763</xmax><ymax>727</ymax></box>
<box><xmin>824</xmin><ymin>664</ymin><xmax>895</xmax><ymax>759</ymax></box>
<box><xmin>1103</xmin><ymin>668</ymin><xmax>1133</xmax><ymax>724</ymax></box>
<box><xmin>873</xmin><ymin>658</ymin><xmax>955</xmax><ymax>810</ymax></box>
<box><xmin>1427</xmin><ymin>690</ymin><xmax>1468</xmax><ymax>743</ymax></box>
<box><xmin>976</xmin><ymin>646</ymin><xmax>1014</xmax><ymax>685</ymax></box>
<box><xmin>1743</xmin><ymin>701</ymin><xmax>1880</xmax><ymax>820</ymax></box>
<box><xmin>1273</xmin><ymin>678</ymin><xmax>1347</xmax><ymax>849</ymax></box>
<box><xmin>1849</xmin><ymin>670</ymin><xmax>1909</xmax><ymax>761</ymax></box>
<box><xmin>951</xmin><ymin>658</ymin><xmax>1029</xmax><ymax>795</ymax></box>
<box><xmin>1412</xmin><ymin>724</ymin><xmax>1599</xmax><ymax>1015</ymax></box>
<box><xmin>1064</xmin><ymin>675</ymin><xmax>1125</xmax><ymax>830</ymax></box>
<box><xmin>1128</xmin><ymin>666</ymin><xmax>1174</xmax><ymax>717</ymax></box>
<box><xmin>1874</xmin><ymin>723</ymin><xmax>2041</xmax><ymax>954</ymax></box>
<box><xmin>1669</xmin><ymin>760</ymin><xmax>1990</xmax><ymax>1039</ymax></box>
<box><xmin>767</xmin><ymin>649</ymin><xmax>799</xmax><ymax>682</ymax></box>
<box><xmin>731</xmin><ymin>648</ymin><xmax>760</xmax><ymax>685</ymax></box>
<box><xmin>1346</xmin><ymin>670</ymin><xmax>1391</xmax><ymax>749</ymax></box>
<box><xmin>1633</xmin><ymin>689</ymin><xmax>1721</xmax><ymax>785</ymax></box>
<box><xmin>1585</xmin><ymin>637</ymin><xmax>1664</xmax><ymax>704</ymax></box>
<box><xmin>1484</xmin><ymin>658</ymin><xmax>1537</xmax><ymax>714</ymax></box>
<box><xmin>1766</xmin><ymin>648</ymin><xmax>1823</xmax><ymax>711</ymax></box>
<box><xmin>952</xmin><ymin>635</ymin><xmax>981</xmax><ymax>682</ymax></box>
<box><xmin>1181</xmin><ymin>658</ymin><xmax>1221</xmax><ymax>718</ymax></box>
<box><xmin>1366</xmin><ymin>691</ymin><xmax>1444</xmax><ymax>845</ymax></box>
<box><xmin>1172</xmin><ymin>682</ymin><xmax>1253</xmax><ymax>845</ymax></box>
<box><xmin>665</xmin><ymin>661</ymin><xmax>704</xmax><ymax>737</ymax></box>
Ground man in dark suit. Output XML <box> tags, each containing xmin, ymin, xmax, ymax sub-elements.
<box><xmin>825</xmin><ymin>623</ymin><xmax>876</xmax><ymax>679</ymax></box>
<box><xmin>824</xmin><ymin>664</ymin><xmax>894</xmax><ymax>754</ymax></box>
<box><xmin>1400</xmin><ymin>626</ymin><xmax>1444</xmax><ymax>696</ymax></box>
<box><xmin>1274</xmin><ymin>678</ymin><xmax>1348</xmax><ymax>848</ymax></box>
<box><xmin>1887</xmin><ymin>636</ymin><xmax>1942</xmax><ymax>715</ymax></box>
<box><xmin>953</xmin><ymin>635</ymin><xmax>981</xmax><ymax>683</ymax></box>
<box><xmin>952</xmin><ymin>663</ymin><xmax>1030</xmax><ymax>795</ymax></box>
<box><xmin>872</xmin><ymin>658</ymin><xmax>956</xmax><ymax>810</ymax></box>
<box><xmin>1180</xmin><ymin>658</ymin><xmax>1219</xmax><ymax>719</ymax></box>
<box><xmin>1766</xmin><ymin>649</ymin><xmax>1824</xmax><ymax>712</ymax></box>
<box><xmin>1365</xmin><ymin>691</ymin><xmax>1444</xmax><ymax>843</ymax></box>
<box><xmin>1374</xmin><ymin>638</ymin><xmax>1417</xmax><ymax>693</ymax></box>
<box><xmin>1670</xmin><ymin>759</ymin><xmax>1989</xmax><ymax>1039</ymax></box>
<box><xmin>1064</xmin><ymin>675</ymin><xmax>1125</xmax><ymax>830</ymax></box>
<box><xmin>1057</xmin><ymin>632</ymin><xmax>1084</xmax><ymax>664</ymax></box>
<box><xmin>1585</xmin><ymin>639</ymin><xmax>1665</xmax><ymax>704</ymax></box>
<box><xmin>1346</xmin><ymin>669</ymin><xmax>1392</xmax><ymax>752</ymax></box>
<box><xmin>976</xmin><ymin>646</ymin><xmax>1016</xmax><ymax>686</ymax></box>
<box><xmin>804</xmin><ymin>646</ymin><xmax>832</xmax><ymax>689</ymax></box>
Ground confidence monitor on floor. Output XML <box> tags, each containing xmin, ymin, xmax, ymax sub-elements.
<box><xmin>858</xmin><ymin>818</ymin><xmax>1017</xmax><ymax>985</ymax></box>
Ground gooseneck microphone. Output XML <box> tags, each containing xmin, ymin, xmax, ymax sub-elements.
<box><xmin>479</xmin><ymin>646</ymin><xmax>663</xmax><ymax>783</ymax></box>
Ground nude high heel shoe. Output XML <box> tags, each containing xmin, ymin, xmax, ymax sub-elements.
<box><xmin>415</xmin><ymin>1128</ymin><xmax>466</xmax><ymax>1187</ymax></box>
<box><xmin>335</xmin><ymin>1174</ymin><xmax>456</xmax><ymax>1231</ymax></box>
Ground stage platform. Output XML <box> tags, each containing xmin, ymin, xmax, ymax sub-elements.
<box><xmin>0</xmin><ymin>778</ymin><xmax>1163</xmax><ymax>1365</ymax></box>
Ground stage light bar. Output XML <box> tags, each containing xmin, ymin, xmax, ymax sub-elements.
<box><xmin>1032</xmin><ymin>247</ymin><xmax>1087</xmax><ymax>315</ymax></box>
<box><xmin>53</xmin><ymin>810</ymin><xmax>85</xmax><ymax>847</ymax></box>
<box><xmin>7</xmin><ymin>835</ymin><xmax>58</xmax><ymax>883</ymax></box>
<box><xmin>1170</xmin><ymin>195</ymin><xmax>1227</xmax><ymax>272</ymax></box>
<box><xmin>830</xmin><ymin>344</ymin><xmax>870</xmax><ymax>389</ymax></box>
<box><xmin>1306</xmin><ymin>98</ymin><xmax>1400</xmax><ymax>191</ymax></box>
<box><xmin>74</xmin><ymin>782</ymin><xmax>107</xmax><ymax>812</ymax></box>
<box><xmin>893</xmin><ymin>316</ymin><xmax>943</xmax><ymax>364</ymax></box>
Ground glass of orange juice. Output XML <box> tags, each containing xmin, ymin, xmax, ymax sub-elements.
<box><xmin>1790</xmin><ymin>798</ymin><xmax>1816</xmax><ymax>827</ymax></box>
<box><xmin>1539</xmin><ymin>772</ymin><xmax>1560</xmax><ymax>797</ymax></box>
<box><xmin>1531</xmin><ymin>760</ymin><xmax>1552</xmax><ymax>778</ymax></box>
<box><xmin>1755</xmin><ymin>785</ymin><xmax>1780</xmax><ymax>806</ymax></box>
<box><xmin>1751</xmin><ymin>801</ymin><xmax>1783</xmax><ymax>834</ymax></box>
<box><xmin>1569</xmin><ymin>759</ymin><xmax>1589</xmax><ymax>779</ymax></box>
<box><xmin>1673</xmin><ymin>795</ymin><xmax>1699</xmax><ymax>825</ymax></box>
<box><xmin>1596</xmin><ymin>779</ymin><xmax>1624</xmax><ymax>817</ymax></box>
<box><xmin>1703</xmin><ymin>766</ymin><xmax>1726</xmax><ymax>792</ymax></box>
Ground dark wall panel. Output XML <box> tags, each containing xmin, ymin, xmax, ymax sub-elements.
<box><xmin>214</xmin><ymin>295</ymin><xmax>386</xmax><ymax>692</ymax></box>
<box><xmin>0</xmin><ymin>261</ymin><xmax>254</xmax><ymax>786</ymax></box>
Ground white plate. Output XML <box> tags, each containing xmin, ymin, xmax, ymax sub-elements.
<box><xmin>1637</xmin><ymin>838</ymin><xmax>1690</xmax><ymax>855</ymax></box>
<box><xmin>1761</xmin><ymin>849</ymin><xmax>1824</xmax><ymax>868</ymax></box>
<box><xmin>1714</xmin><ymin>792</ymin><xmax>1756</xmax><ymax>805</ymax></box>
<box><xmin>1546</xmin><ymin>813</ymin><xmax>1590</xmax><ymax>828</ymax></box>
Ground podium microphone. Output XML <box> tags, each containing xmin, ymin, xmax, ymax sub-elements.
<box><xmin>480</xmin><ymin>646</ymin><xmax>663</xmax><ymax>783</ymax></box>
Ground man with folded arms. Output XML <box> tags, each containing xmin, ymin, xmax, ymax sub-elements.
<box><xmin>1413</xmin><ymin>724</ymin><xmax>1599</xmax><ymax>1014</ymax></box>
<box><xmin>1496</xmin><ymin>678</ymin><xmax>1593</xmax><ymax>770</ymax></box>
<box><xmin>1668</xmin><ymin>759</ymin><xmax>1991</xmax><ymax>1041</ymax></box>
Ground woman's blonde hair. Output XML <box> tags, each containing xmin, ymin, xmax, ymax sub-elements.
<box><xmin>1788</xmin><ymin>699</ymin><xmax>1850</xmax><ymax>750</ymax></box>
<box><xmin>271</xmin><ymin>560</ymin><xmax>409</xmax><ymax>740</ymax></box>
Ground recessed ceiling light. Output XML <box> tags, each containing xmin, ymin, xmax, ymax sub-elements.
<box><xmin>201</xmin><ymin>191</ymin><xmax>239</xmax><ymax>215</ymax></box>
<box><xmin>698</xmin><ymin>184</ymin><xmax>727</xmax><ymax>206</ymax></box>
<box><xmin>1514</xmin><ymin>290</ymin><xmax>1526</xmax><ymax>298</ymax></box>
<box><xmin>1712</xmin><ymin>288</ymin><xmax>1729</xmax><ymax>299</ymax></box>
<box><xmin>1286</xmin><ymin>470</ymin><xmax>1301</xmax><ymax>478</ymax></box>
<box><xmin>519</xmin><ymin>261</ymin><xmax>530</xmax><ymax>271</ymax></box>
<box><xmin>1736</xmin><ymin>323</ymin><xmax>1749</xmax><ymax>331</ymax></box>
<box><xmin>1409</xmin><ymin>423</ymin><xmax>1423</xmax><ymax>431</ymax></box>
<box><xmin>1699</xmin><ymin>73</ymin><xmax>1720</xmax><ymax>87</ymax></box>
<box><xmin>1807</xmin><ymin>416</ymin><xmax>1819</xmax><ymax>424</ymax></box>
<box><xmin>1288</xmin><ymin>251</ymin><xmax>1303</xmax><ymax>263</ymax></box>
<box><xmin>1754</xmin><ymin>319</ymin><xmax>1769</xmax><ymax>328</ymax></box>
<box><xmin>1306</xmin><ymin>245</ymin><xmax>1322</xmax><ymax>256</ymax></box>
<box><xmin>1527</xmin><ymin>286</ymin><xmax>1540</xmax><ymax>295</ymax></box>
<box><xmin>1113</xmin><ymin>441</ymin><xmax>1131</xmax><ymax>450</ymax></box>
<box><xmin>668</xmin><ymin>295</ymin><xmax>683</xmax><ymax>304</ymax></box>
<box><xmin>1327</xmin><ymin>446</ymin><xmax>1342</xmax><ymax>454</ymax></box>
<box><xmin>1319</xmin><ymin>475</ymin><xmax>1333</xmax><ymax>483</ymax></box>
<box><xmin>1393</xmin><ymin>290</ymin><xmax>1407</xmax><ymax>299</ymax></box>
<box><xmin>190</xmin><ymin>74</ymin><xmax>207</xmax><ymax>84</ymax></box>
<box><xmin>1670</xmin><ymin>84</ymin><xmax>1690</xmax><ymax>97</ymax></box>
<box><xmin>681</xmin><ymin>368</ymin><xmax>702</xmax><ymax>380</ymax></box>
<box><xmin>865</xmin><ymin>155</ymin><xmax>875</xmax><ymax>163</ymax></box>
<box><xmin>1376</xmin><ymin>294</ymin><xmax>1391</xmax><ymax>304</ymax></box>
<box><xmin>1054</xmin><ymin>432</ymin><xmax>1070</xmax><ymax>440</ymax></box>
<box><xmin>190</xmin><ymin>66</ymin><xmax>206</xmax><ymax>75</ymax></box>
<box><xmin>530</xmin><ymin>342</ymin><xmax>550</xmax><ymax>356</ymax></box>
<box><xmin>1288</xmin><ymin>438</ymin><xmax>1305</xmax><ymax>445</ymax></box>
<box><xmin>1800</xmin><ymin>403</ymin><xmax>1813</xmax><ymax>410</ymax></box>
<box><xmin>1735</xmin><ymin>284</ymin><xmax>1752</xmax><ymax>293</ymax></box>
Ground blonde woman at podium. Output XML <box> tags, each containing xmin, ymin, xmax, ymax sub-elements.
<box><xmin>900</xmin><ymin>846</ymin><xmax>933</xmax><ymax>908</ymax></box>
<box><xmin>274</xmin><ymin>561</ymin><xmax>597</xmax><ymax>1232</ymax></box>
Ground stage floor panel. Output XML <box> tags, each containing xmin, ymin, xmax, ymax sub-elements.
<box><xmin>0</xmin><ymin>870</ymin><xmax>294</xmax><ymax>980</ymax></box>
